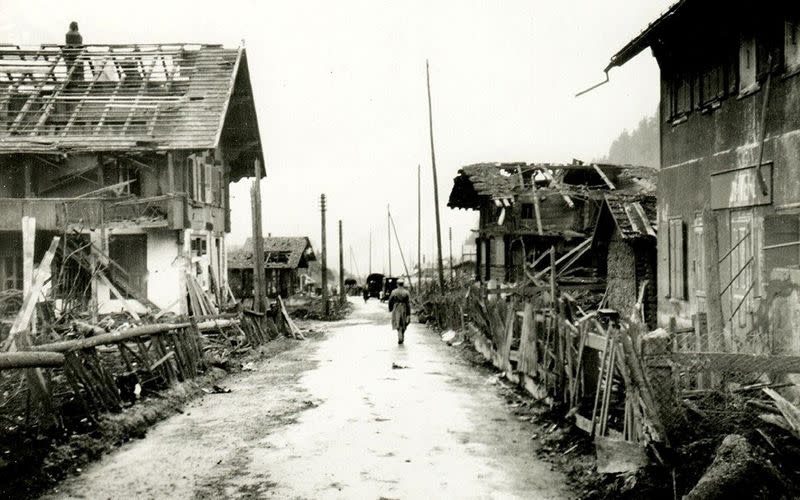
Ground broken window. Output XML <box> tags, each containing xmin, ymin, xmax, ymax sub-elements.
<box><xmin>109</xmin><ymin>234</ymin><xmax>148</xmax><ymax>299</ymax></box>
<box><xmin>739</xmin><ymin>35</ymin><xmax>757</xmax><ymax>93</ymax></box>
<box><xmin>521</xmin><ymin>203</ymin><xmax>534</xmax><ymax>220</ymax></box>
<box><xmin>266</xmin><ymin>251</ymin><xmax>290</xmax><ymax>264</ymax></box>
<box><xmin>0</xmin><ymin>255</ymin><xmax>22</xmax><ymax>291</ymax></box>
<box><xmin>786</xmin><ymin>19</ymin><xmax>800</xmax><ymax>71</ymax></box>
<box><xmin>668</xmin><ymin>218</ymin><xmax>686</xmax><ymax>300</ymax></box>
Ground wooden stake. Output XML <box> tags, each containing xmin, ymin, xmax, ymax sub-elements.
<box><xmin>426</xmin><ymin>60</ymin><xmax>445</xmax><ymax>290</ymax></box>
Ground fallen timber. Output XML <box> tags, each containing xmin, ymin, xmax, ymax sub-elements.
<box><xmin>30</xmin><ymin>319</ymin><xmax>241</xmax><ymax>353</ymax></box>
<box><xmin>0</xmin><ymin>351</ymin><xmax>64</xmax><ymax>369</ymax></box>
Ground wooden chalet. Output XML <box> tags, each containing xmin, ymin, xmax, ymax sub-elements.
<box><xmin>0</xmin><ymin>39</ymin><xmax>264</xmax><ymax>315</ymax></box>
<box><xmin>228</xmin><ymin>237</ymin><xmax>316</xmax><ymax>299</ymax></box>
<box><xmin>606</xmin><ymin>1</ymin><xmax>800</xmax><ymax>353</ymax></box>
<box><xmin>448</xmin><ymin>161</ymin><xmax>658</xmax><ymax>324</ymax></box>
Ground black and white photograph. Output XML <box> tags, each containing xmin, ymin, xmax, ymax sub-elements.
<box><xmin>0</xmin><ymin>1</ymin><xmax>798</xmax><ymax>498</ymax></box>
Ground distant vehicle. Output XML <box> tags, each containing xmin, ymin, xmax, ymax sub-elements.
<box><xmin>381</xmin><ymin>277</ymin><xmax>399</xmax><ymax>302</ymax></box>
<box><xmin>364</xmin><ymin>273</ymin><xmax>384</xmax><ymax>301</ymax></box>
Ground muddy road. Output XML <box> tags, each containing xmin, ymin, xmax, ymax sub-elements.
<box><xmin>46</xmin><ymin>299</ymin><xmax>570</xmax><ymax>499</ymax></box>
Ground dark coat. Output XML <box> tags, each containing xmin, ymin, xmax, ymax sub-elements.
<box><xmin>388</xmin><ymin>287</ymin><xmax>411</xmax><ymax>331</ymax></box>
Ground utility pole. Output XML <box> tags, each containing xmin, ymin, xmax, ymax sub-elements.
<box><xmin>338</xmin><ymin>219</ymin><xmax>344</xmax><ymax>305</ymax></box>
<box><xmin>250</xmin><ymin>159</ymin><xmax>266</xmax><ymax>312</ymax></box>
<box><xmin>389</xmin><ymin>210</ymin><xmax>413</xmax><ymax>286</ymax></box>
<box><xmin>449</xmin><ymin>226</ymin><xmax>454</xmax><ymax>281</ymax></box>
<box><xmin>387</xmin><ymin>204</ymin><xmax>392</xmax><ymax>277</ymax></box>
<box><xmin>320</xmin><ymin>194</ymin><xmax>329</xmax><ymax>316</ymax></box>
<box><xmin>426</xmin><ymin>59</ymin><xmax>445</xmax><ymax>290</ymax></box>
<box><xmin>417</xmin><ymin>164</ymin><xmax>422</xmax><ymax>291</ymax></box>
<box><xmin>369</xmin><ymin>230</ymin><xmax>372</xmax><ymax>274</ymax></box>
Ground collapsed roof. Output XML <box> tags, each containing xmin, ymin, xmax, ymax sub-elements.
<box><xmin>0</xmin><ymin>43</ymin><xmax>264</xmax><ymax>180</ymax></box>
<box><xmin>229</xmin><ymin>237</ymin><xmax>317</xmax><ymax>270</ymax></box>
<box><xmin>447</xmin><ymin>161</ymin><xmax>656</xmax><ymax>211</ymax></box>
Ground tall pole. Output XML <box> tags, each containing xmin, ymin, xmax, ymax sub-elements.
<box><xmin>426</xmin><ymin>59</ymin><xmax>445</xmax><ymax>290</ymax></box>
<box><xmin>338</xmin><ymin>220</ymin><xmax>344</xmax><ymax>305</ymax></box>
<box><xmin>389</xmin><ymin>211</ymin><xmax>413</xmax><ymax>286</ymax></box>
<box><xmin>449</xmin><ymin>226</ymin><xmax>454</xmax><ymax>280</ymax></box>
<box><xmin>250</xmin><ymin>159</ymin><xmax>266</xmax><ymax>312</ymax></box>
<box><xmin>417</xmin><ymin>164</ymin><xmax>422</xmax><ymax>290</ymax></box>
<box><xmin>320</xmin><ymin>194</ymin><xmax>329</xmax><ymax>316</ymax></box>
<box><xmin>369</xmin><ymin>230</ymin><xmax>372</xmax><ymax>274</ymax></box>
<box><xmin>387</xmin><ymin>204</ymin><xmax>392</xmax><ymax>277</ymax></box>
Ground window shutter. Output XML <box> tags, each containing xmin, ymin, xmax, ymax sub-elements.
<box><xmin>669</xmin><ymin>218</ymin><xmax>686</xmax><ymax>299</ymax></box>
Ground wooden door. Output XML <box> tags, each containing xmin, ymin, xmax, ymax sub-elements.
<box><xmin>729</xmin><ymin>211</ymin><xmax>754</xmax><ymax>349</ymax></box>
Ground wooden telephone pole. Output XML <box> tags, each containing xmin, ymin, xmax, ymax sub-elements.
<box><xmin>417</xmin><ymin>164</ymin><xmax>422</xmax><ymax>290</ymax></box>
<box><xmin>338</xmin><ymin>220</ymin><xmax>344</xmax><ymax>305</ymax></box>
<box><xmin>250</xmin><ymin>159</ymin><xmax>266</xmax><ymax>312</ymax></box>
<box><xmin>449</xmin><ymin>226</ymin><xmax>454</xmax><ymax>280</ymax></box>
<box><xmin>426</xmin><ymin>60</ymin><xmax>445</xmax><ymax>290</ymax></box>
<box><xmin>320</xmin><ymin>194</ymin><xmax>329</xmax><ymax>316</ymax></box>
<box><xmin>387</xmin><ymin>204</ymin><xmax>392</xmax><ymax>277</ymax></box>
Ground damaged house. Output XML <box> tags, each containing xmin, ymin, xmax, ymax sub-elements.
<box><xmin>447</xmin><ymin>161</ymin><xmax>657</xmax><ymax>324</ymax></box>
<box><xmin>228</xmin><ymin>237</ymin><xmax>316</xmax><ymax>299</ymax></box>
<box><xmin>0</xmin><ymin>38</ymin><xmax>264</xmax><ymax>316</ymax></box>
<box><xmin>606</xmin><ymin>1</ymin><xmax>800</xmax><ymax>356</ymax></box>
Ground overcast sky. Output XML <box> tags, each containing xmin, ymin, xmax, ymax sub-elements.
<box><xmin>1</xmin><ymin>0</ymin><xmax>674</xmax><ymax>278</ymax></box>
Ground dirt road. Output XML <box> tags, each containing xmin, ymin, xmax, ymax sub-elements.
<box><xmin>46</xmin><ymin>299</ymin><xmax>570</xmax><ymax>499</ymax></box>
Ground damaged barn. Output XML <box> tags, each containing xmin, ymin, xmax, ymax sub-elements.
<box><xmin>447</xmin><ymin>160</ymin><xmax>657</xmax><ymax>324</ymax></box>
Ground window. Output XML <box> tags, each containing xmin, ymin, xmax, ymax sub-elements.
<box><xmin>786</xmin><ymin>20</ymin><xmax>800</xmax><ymax>71</ymax></box>
<box><xmin>521</xmin><ymin>203</ymin><xmax>534</xmax><ymax>220</ymax></box>
<box><xmin>764</xmin><ymin>214</ymin><xmax>800</xmax><ymax>274</ymax></box>
<box><xmin>668</xmin><ymin>218</ymin><xmax>686</xmax><ymax>300</ymax></box>
<box><xmin>187</xmin><ymin>155</ymin><xmax>207</xmax><ymax>203</ymax></box>
<box><xmin>739</xmin><ymin>35</ymin><xmax>757</xmax><ymax>93</ymax></box>
<box><xmin>699</xmin><ymin>62</ymin><xmax>725</xmax><ymax>107</ymax></box>
<box><xmin>667</xmin><ymin>71</ymin><xmax>692</xmax><ymax>121</ymax></box>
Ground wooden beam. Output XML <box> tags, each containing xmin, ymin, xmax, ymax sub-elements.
<box><xmin>663</xmin><ymin>352</ymin><xmax>800</xmax><ymax>374</ymax></box>
<box><xmin>592</xmin><ymin>164</ymin><xmax>616</xmax><ymax>190</ymax></box>
<box><xmin>8</xmin><ymin>53</ymin><xmax>64</xmax><ymax>133</ymax></box>
<box><xmin>22</xmin><ymin>216</ymin><xmax>35</xmax><ymax>298</ymax></box>
<box><xmin>6</xmin><ymin>236</ymin><xmax>60</xmax><ymax>349</ymax></box>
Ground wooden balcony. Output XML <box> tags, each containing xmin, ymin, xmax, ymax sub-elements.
<box><xmin>0</xmin><ymin>194</ymin><xmax>226</xmax><ymax>232</ymax></box>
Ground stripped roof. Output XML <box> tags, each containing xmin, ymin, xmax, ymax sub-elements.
<box><xmin>0</xmin><ymin>43</ymin><xmax>262</xmax><ymax>161</ymax></box>
<box><xmin>604</xmin><ymin>194</ymin><xmax>657</xmax><ymax>239</ymax></box>
<box><xmin>228</xmin><ymin>237</ymin><xmax>316</xmax><ymax>270</ymax></box>
<box><xmin>448</xmin><ymin>161</ymin><xmax>656</xmax><ymax>210</ymax></box>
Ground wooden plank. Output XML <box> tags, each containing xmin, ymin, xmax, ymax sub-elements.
<box><xmin>22</xmin><ymin>216</ymin><xmax>35</xmax><ymax>297</ymax></box>
<box><xmin>518</xmin><ymin>303</ymin><xmax>537</xmax><ymax>376</ymax></box>
<box><xmin>6</xmin><ymin>236</ymin><xmax>60</xmax><ymax>349</ymax></box>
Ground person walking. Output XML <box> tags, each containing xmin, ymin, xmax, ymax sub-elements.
<box><xmin>388</xmin><ymin>279</ymin><xmax>411</xmax><ymax>344</ymax></box>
